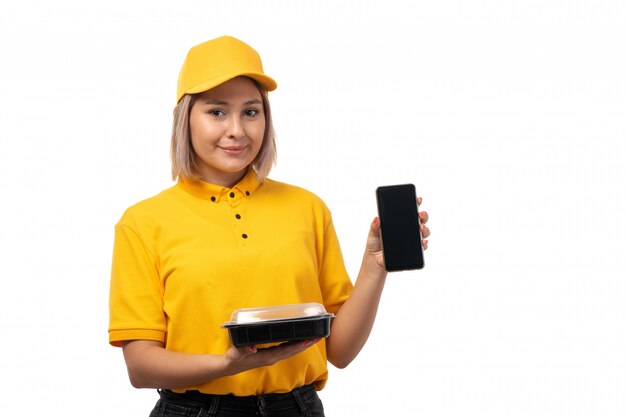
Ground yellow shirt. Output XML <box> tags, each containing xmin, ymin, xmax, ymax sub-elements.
<box><xmin>108</xmin><ymin>170</ymin><xmax>353</xmax><ymax>395</ymax></box>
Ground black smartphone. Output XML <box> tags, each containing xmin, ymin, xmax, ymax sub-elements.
<box><xmin>375</xmin><ymin>184</ymin><xmax>424</xmax><ymax>271</ymax></box>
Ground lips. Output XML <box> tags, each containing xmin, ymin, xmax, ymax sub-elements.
<box><xmin>219</xmin><ymin>145</ymin><xmax>247</xmax><ymax>155</ymax></box>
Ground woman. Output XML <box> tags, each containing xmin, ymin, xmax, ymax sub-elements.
<box><xmin>109</xmin><ymin>35</ymin><xmax>430</xmax><ymax>417</ymax></box>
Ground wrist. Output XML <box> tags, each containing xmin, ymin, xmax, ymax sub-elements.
<box><xmin>216</xmin><ymin>353</ymin><xmax>238</xmax><ymax>377</ymax></box>
<box><xmin>361</xmin><ymin>252</ymin><xmax>387</xmax><ymax>279</ymax></box>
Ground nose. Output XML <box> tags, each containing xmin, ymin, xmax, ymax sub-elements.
<box><xmin>226</xmin><ymin>114</ymin><xmax>245</xmax><ymax>139</ymax></box>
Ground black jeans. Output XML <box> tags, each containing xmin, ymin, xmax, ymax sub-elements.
<box><xmin>149</xmin><ymin>384</ymin><xmax>325</xmax><ymax>417</ymax></box>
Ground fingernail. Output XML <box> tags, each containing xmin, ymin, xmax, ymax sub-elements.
<box><xmin>374</xmin><ymin>217</ymin><xmax>379</xmax><ymax>226</ymax></box>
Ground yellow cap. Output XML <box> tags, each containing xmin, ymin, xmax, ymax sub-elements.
<box><xmin>176</xmin><ymin>36</ymin><xmax>277</xmax><ymax>103</ymax></box>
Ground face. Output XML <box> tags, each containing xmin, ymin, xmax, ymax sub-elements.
<box><xmin>189</xmin><ymin>76</ymin><xmax>265</xmax><ymax>187</ymax></box>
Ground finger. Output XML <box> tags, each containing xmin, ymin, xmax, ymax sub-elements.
<box><xmin>275</xmin><ymin>339</ymin><xmax>319</xmax><ymax>355</ymax></box>
<box><xmin>232</xmin><ymin>345</ymin><xmax>257</xmax><ymax>359</ymax></box>
<box><xmin>418</xmin><ymin>196</ymin><xmax>423</xmax><ymax>206</ymax></box>
<box><xmin>419</xmin><ymin>211</ymin><xmax>429</xmax><ymax>224</ymax></box>
<box><xmin>421</xmin><ymin>224</ymin><xmax>430</xmax><ymax>239</ymax></box>
<box><xmin>226</xmin><ymin>344</ymin><xmax>257</xmax><ymax>364</ymax></box>
<box><xmin>422</xmin><ymin>239</ymin><xmax>429</xmax><ymax>250</ymax></box>
<box><xmin>303</xmin><ymin>338</ymin><xmax>321</xmax><ymax>347</ymax></box>
<box><xmin>257</xmin><ymin>340</ymin><xmax>315</xmax><ymax>365</ymax></box>
<box><xmin>369</xmin><ymin>217</ymin><xmax>381</xmax><ymax>235</ymax></box>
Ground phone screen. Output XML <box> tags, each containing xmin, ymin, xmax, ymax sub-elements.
<box><xmin>375</xmin><ymin>184</ymin><xmax>424</xmax><ymax>271</ymax></box>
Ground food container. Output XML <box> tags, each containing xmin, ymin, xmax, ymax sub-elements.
<box><xmin>222</xmin><ymin>303</ymin><xmax>334</xmax><ymax>347</ymax></box>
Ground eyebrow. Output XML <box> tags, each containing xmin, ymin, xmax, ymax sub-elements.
<box><xmin>203</xmin><ymin>99</ymin><xmax>263</xmax><ymax>106</ymax></box>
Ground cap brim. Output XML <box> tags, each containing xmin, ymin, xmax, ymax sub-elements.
<box><xmin>185</xmin><ymin>72</ymin><xmax>277</xmax><ymax>97</ymax></box>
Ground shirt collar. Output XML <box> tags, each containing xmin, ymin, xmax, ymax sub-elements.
<box><xmin>177</xmin><ymin>169</ymin><xmax>261</xmax><ymax>203</ymax></box>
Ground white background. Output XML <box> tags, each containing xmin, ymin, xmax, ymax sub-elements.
<box><xmin>1</xmin><ymin>0</ymin><xmax>625</xmax><ymax>415</ymax></box>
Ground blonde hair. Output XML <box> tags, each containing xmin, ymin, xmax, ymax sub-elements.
<box><xmin>170</xmin><ymin>80</ymin><xmax>277</xmax><ymax>182</ymax></box>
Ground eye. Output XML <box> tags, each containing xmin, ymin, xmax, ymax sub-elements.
<box><xmin>209</xmin><ymin>109</ymin><xmax>225</xmax><ymax>117</ymax></box>
<box><xmin>244</xmin><ymin>109</ymin><xmax>261</xmax><ymax>117</ymax></box>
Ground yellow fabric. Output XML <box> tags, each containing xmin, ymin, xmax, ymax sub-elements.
<box><xmin>177</xmin><ymin>36</ymin><xmax>277</xmax><ymax>103</ymax></box>
<box><xmin>109</xmin><ymin>169</ymin><xmax>353</xmax><ymax>395</ymax></box>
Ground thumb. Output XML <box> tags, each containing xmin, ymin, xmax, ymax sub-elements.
<box><xmin>369</xmin><ymin>217</ymin><xmax>380</xmax><ymax>236</ymax></box>
<box><xmin>366</xmin><ymin>217</ymin><xmax>383</xmax><ymax>256</ymax></box>
<box><xmin>235</xmin><ymin>344</ymin><xmax>257</xmax><ymax>358</ymax></box>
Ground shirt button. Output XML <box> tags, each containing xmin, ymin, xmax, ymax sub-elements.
<box><xmin>210</xmin><ymin>196</ymin><xmax>216</xmax><ymax>202</ymax></box>
<box><xmin>242</xmin><ymin>234</ymin><xmax>248</xmax><ymax>239</ymax></box>
<box><xmin>235</xmin><ymin>214</ymin><xmax>241</xmax><ymax>219</ymax></box>
<box><xmin>230</xmin><ymin>192</ymin><xmax>235</xmax><ymax>198</ymax></box>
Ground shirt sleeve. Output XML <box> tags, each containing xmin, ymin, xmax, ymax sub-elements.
<box><xmin>317</xmin><ymin>208</ymin><xmax>354</xmax><ymax>315</ymax></box>
<box><xmin>108</xmin><ymin>220</ymin><xmax>166</xmax><ymax>347</ymax></box>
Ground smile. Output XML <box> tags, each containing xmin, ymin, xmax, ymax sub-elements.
<box><xmin>218</xmin><ymin>146</ymin><xmax>248</xmax><ymax>155</ymax></box>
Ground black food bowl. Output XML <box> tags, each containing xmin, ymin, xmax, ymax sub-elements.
<box><xmin>222</xmin><ymin>303</ymin><xmax>334</xmax><ymax>347</ymax></box>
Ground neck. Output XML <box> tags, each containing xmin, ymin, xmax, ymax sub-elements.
<box><xmin>198</xmin><ymin>168</ymin><xmax>248</xmax><ymax>188</ymax></box>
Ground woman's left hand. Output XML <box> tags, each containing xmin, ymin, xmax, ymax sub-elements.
<box><xmin>366</xmin><ymin>196</ymin><xmax>430</xmax><ymax>269</ymax></box>
<box><xmin>328</xmin><ymin>197</ymin><xmax>430</xmax><ymax>367</ymax></box>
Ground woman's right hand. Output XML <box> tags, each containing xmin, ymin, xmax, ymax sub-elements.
<box><xmin>224</xmin><ymin>339</ymin><xmax>320</xmax><ymax>375</ymax></box>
